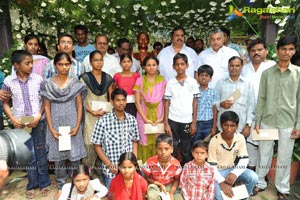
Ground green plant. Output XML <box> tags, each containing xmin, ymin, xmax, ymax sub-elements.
<box><xmin>292</xmin><ymin>139</ymin><xmax>300</xmax><ymax>162</ymax></box>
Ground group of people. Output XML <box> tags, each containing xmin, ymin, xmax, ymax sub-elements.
<box><xmin>0</xmin><ymin>23</ymin><xmax>299</xmax><ymax>200</ymax></box>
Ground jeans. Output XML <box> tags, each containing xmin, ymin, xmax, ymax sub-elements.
<box><xmin>168</xmin><ymin>119</ymin><xmax>193</xmax><ymax>166</ymax></box>
<box><xmin>55</xmin><ymin>160</ymin><xmax>80</xmax><ymax>189</ymax></box>
<box><xmin>194</xmin><ymin>119</ymin><xmax>213</xmax><ymax>142</ymax></box>
<box><xmin>25</xmin><ymin>119</ymin><xmax>51</xmax><ymax>190</ymax></box>
<box><xmin>102</xmin><ymin>174</ymin><xmax>113</xmax><ymax>188</ymax></box>
<box><xmin>214</xmin><ymin>168</ymin><xmax>258</xmax><ymax>200</ymax></box>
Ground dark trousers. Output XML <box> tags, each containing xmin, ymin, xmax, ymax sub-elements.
<box><xmin>168</xmin><ymin>119</ymin><xmax>193</xmax><ymax>166</ymax></box>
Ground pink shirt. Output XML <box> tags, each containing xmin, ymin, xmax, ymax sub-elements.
<box><xmin>113</xmin><ymin>72</ymin><xmax>140</xmax><ymax>95</ymax></box>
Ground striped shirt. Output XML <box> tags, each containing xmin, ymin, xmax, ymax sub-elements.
<box><xmin>197</xmin><ymin>87</ymin><xmax>217</xmax><ymax>121</ymax></box>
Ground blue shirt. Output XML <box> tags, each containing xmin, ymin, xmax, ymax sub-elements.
<box><xmin>197</xmin><ymin>87</ymin><xmax>217</xmax><ymax>121</ymax></box>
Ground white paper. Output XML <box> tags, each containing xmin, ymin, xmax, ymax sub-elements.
<box><xmin>127</xmin><ymin>95</ymin><xmax>135</xmax><ymax>103</ymax></box>
<box><xmin>91</xmin><ymin>101</ymin><xmax>112</xmax><ymax>112</ymax></box>
<box><xmin>221</xmin><ymin>184</ymin><xmax>249</xmax><ymax>200</ymax></box>
<box><xmin>144</xmin><ymin>123</ymin><xmax>164</xmax><ymax>134</ymax></box>
<box><xmin>252</xmin><ymin>129</ymin><xmax>279</xmax><ymax>140</ymax></box>
<box><xmin>159</xmin><ymin>192</ymin><xmax>171</xmax><ymax>200</ymax></box>
<box><xmin>59</xmin><ymin>126</ymin><xmax>71</xmax><ymax>151</ymax></box>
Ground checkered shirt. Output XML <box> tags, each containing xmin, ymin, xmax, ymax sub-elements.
<box><xmin>197</xmin><ymin>87</ymin><xmax>217</xmax><ymax>121</ymax></box>
<box><xmin>180</xmin><ymin>160</ymin><xmax>215</xmax><ymax>200</ymax></box>
<box><xmin>91</xmin><ymin>110</ymin><xmax>139</xmax><ymax>178</ymax></box>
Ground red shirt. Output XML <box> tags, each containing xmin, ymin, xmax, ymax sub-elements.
<box><xmin>113</xmin><ymin>72</ymin><xmax>140</xmax><ymax>95</ymax></box>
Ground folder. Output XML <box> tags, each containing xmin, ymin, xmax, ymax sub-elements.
<box><xmin>144</xmin><ymin>123</ymin><xmax>164</xmax><ymax>134</ymax></box>
<box><xmin>252</xmin><ymin>129</ymin><xmax>279</xmax><ymax>140</ymax></box>
<box><xmin>59</xmin><ymin>126</ymin><xmax>71</xmax><ymax>151</ymax></box>
<box><xmin>91</xmin><ymin>101</ymin><xmax>112</xmax><ymax>112</ymax></box>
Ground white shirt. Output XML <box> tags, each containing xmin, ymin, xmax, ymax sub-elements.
<box><xmin>158</xmin><ymin>44</ymin><xmax>197</xmax><ymax>81</ymax></box>
<box><xmin>82</xmin><ymin>52</ymin><xmax>121</xmax><ymax>77</ymax></box>
<box><xmin>164</xmin><ymin>76</ymin><xmax>200</xmax><ymax>123</ymax></box>
<box><xmin>197</xmin><ymin>46</ymin><xmax>239</xmax><ymax>88</ymax></box>
<box><xmin>241</xmin><ymin>60</ymin><xmax>276</xmax><ymax>102</ymax></box>
<box><xmin>215</xmin><ymin>76</ymin><xmax>255</xmax><ymax>133</ymax></box>
<box><xmin>112</xmin><ymin>53</ymin><xmax>142</xmax><ymax>75</ymax></box>
<box><xmin>59</xmin><ymin>179</ymin><xmax>108</xmax><ymax>200</ymax></box>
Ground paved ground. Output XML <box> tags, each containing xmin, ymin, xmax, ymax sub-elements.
<box><xmin>0</xmin><ymin>171</ymin><xmax>299</xmax><ymax>200</ymax></box>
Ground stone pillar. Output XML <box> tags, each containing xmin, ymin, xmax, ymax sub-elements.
<box><xmin>0</xmin><ymin>0</ymin><xmax>13</xmax><ymax>57</ymax></box>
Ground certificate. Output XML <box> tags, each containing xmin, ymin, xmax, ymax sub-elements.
<box><xmin>252</xmin><ymin>129</ymin><xmax>279</xmax><ymax>140</ymax></box>
<box><xmin>227</xmin><ymin>89</ymin><xmax>241</xmax><ymax>103</ymax></box>
<box><xmin>127</xmin><ymin>95</ymin><xmax>135</xmax><ymax>103</ymax></box>
<box><xmin>59</xmin><ymin>126</ymin><xmax>71</xmax><ymax>151</ymax></box>
<box><xmin>221</xmin><ymin>184</ymin><xmax>249</xmax><ymax>200</ymax></box>
<box><xmin>21</xmin><ymin>116</ymin><xmax>34</xmax><ymax>133</ymax></box>
<box><xmin>91</xmin><ymin>101</ymin><xmax>112</xmax><ymax>112</ymax></box>
<box><xmin>144</xmin><ymin>123</ymin><xmax>164</xmax><ymax>134</ymax></box>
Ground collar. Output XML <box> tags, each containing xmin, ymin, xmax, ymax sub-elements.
<box><xmin>276</xmin><ymin>62</ymin><xmax>295</xmax><ymax>72</ymax></box>
<box><xmin>208</xmin><ymin>45</ymin><xmax>225</xmax><ymax>54</ymax></box>
<box><xmin>11</xmin><ymin>71</ymin><xmax>33</xmax><ymax>81</ymax></box>
<box><xmin>226</xmin><ymin>75</ymin><xmax>246</xmax><ymax>82</ymax></box>
<box><xmin>111</xmin><ymin>109</ymin><xmax>127</xmax><ymax>121</ymax></box>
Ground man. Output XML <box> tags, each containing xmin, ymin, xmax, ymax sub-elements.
<box><xmin>254</xmin><ymin>36</ymin><xmax>300</xmax><ymax>199</ymax></box>
<box><xmin>158</xmin><ymin>26</ymin><xmax>197</xmax><ymax>81</ymax></box>
<box><xmin>73</xmin><ymin>25</ymin><xmax>95</xmax><ymax>62</ymax></box>
<box><xmin>42</xmin><ymin>33</ymin><xmax>84</xmax><ymax>79</ymax></box>
<box><xmin>221</xmin><ymin>27</ymin><xmax>247</xmax><ymax>63</ymax></box>
<box><xmin>113</xmin><ymin>38</ymin><xmax>142</xmax><ymax>75</ymax></box>
<box><xmin>194</xmin><ymin>38</ymin><xmax>204</xmax><ymax>55</ymax></box>
<box><xmin>185</xmin><ymin>36</ymin><xmax>195</xmax><ymax>49</ymax></box>
<box><xmin>241</xmin><ymin>38</ymin><xmax>276</xmax><ymax>169</ymax></box>
<box><xmin>82</xmin><ymin>34</ymin><xmax>121</xmax><ymax>77</ymax></box>
<box><xmin>197</xmin><ymin>28</ymin><xmax>239</xmax><ymax>88</ymax></box>
<box><xmin>215</xmin><ymin>56</ymin><xmax>255</xmax><ymax>137</ymax></box>
<box><xmin>208</xmin><ymin>111</ymin><xmax>258</xmax><ymax>200</ymax></box>
<box><xmin>91</xmin><ymin>88</ymin><xmax>140</xmax><ymax>188</ymax></box>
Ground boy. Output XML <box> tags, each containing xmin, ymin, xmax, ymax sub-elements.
<box><xmin>164</xmin><ymin>53</ymin><xmax>200</xmax><ymax>165</ymax></box>
<box><xmin>180</xmin><ymin>140</ymin><xmax>215</xmax><ymax>200</ymax></box>
<box><xmin>208</xmin><ymin>111</ymin><xmax>258</xmax><ymax>199</ymax></box>
<box><xmin>2</xmin><ymin>50</ymin><xmax>51</xmax><ymax>199</ymax></box>
<box><xmin>142</xmin><ymin>134</ymin><xmax>183</xmax><ymax>200</ymax></box>
<box><xmin>195</xmin><ymin>65</ymin><xmax>217</xmax><ymax>143</ymax></box>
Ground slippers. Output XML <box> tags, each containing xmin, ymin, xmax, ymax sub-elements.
<box><xmin>277</xmin><ymin>191</ymin><xmax>290</xmax><ymax>200</ymax></box>
<box><xmin>25</xmin><ymin>189</ymin><xmax>34</xmax><ymax>199</ymax></box>
<box><xmin>251</xmin><ymin>187</ymin><xmax>265</xmax><ymax>196</ymax></box>
<box><xmin>41</xmin><ymin>186</ymin><xmax>51</xmax><ymax>197</ymax></box>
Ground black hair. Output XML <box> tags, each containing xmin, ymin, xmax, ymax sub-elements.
<box><xmin>220</xmin><ymin>111</ymin><xmax>239</xmax><ymax>125</ymax></box>
<box><xmin>197</xmin><ymin>64</ymin><xmax>214</xmax><ymax>77</ymax></box>
<box><xmin>192</xmin><ymin>140</ymin><xmax>208</xmax><ymax>152</ymax></box>
<box><xmin>111</xmin><ymin>88</ymin><xmax>127</xmax><ymax>100</ymax></box>
<box><xmin>173</xmin><ymin>53</ymin><xmax>188</xmax><ymax>65</ymax></box>
<box><xmin>58</xmin><ymin>33</ymin><xmax>74</xmax><ymax>45</ymax></box>
<box><xmin>171</xmin><ymin>26</ymin><xmax>185</xmax><ymax>37</ymax></box>
<box><xmin>24</xmin><ymin>34</ymin><xmax>40</xmax><ymax>44</ymax></box>
<box><xmin>156</xmin><ymin>134</ymin><xmax>173</xmax><ymax>147</ymax></box>
<box><xmin>142</xmin><ymin>55</ymin><xmax>159</xmax><ymax>67</ymax></box>
<box><xmin>153</xmin><ymin>42</ymin><xmax>163</xmax><ymax>50</ymax></box>
<box><xmin>276</xmin><ymin>36</ymin><xmax>297</xmax><ymax>49</ymax></box>
<box><xmin>116</xmin><ymin>38</ymin><xmax>130</xmax><ymax>48</ymax></box>
<box><xmin>89</xmin><ymin>50</ymin><xmax>103</xmax><ymax>62</ymax></box>
<box><xmin>118</xmin><ymin>152</ymin><xmax>142</xmax><ymax>175</ymax></box>
<box><xmin>137</xmin><ymin>32</ymin><xmax>150</xmax><ymax>41</ymax></box>
<box><xmin>228</xmin><ymin>56</ymin><xmax>243</xmax><ymax>65</ymax></box>
<box><xmin>11</xmin><ymin>50</ymin><xmax>32</xmax><ymax>64</ymax></box>
<box><xmin>53</xmin><ymin>52</ymin><xmax>72</xmax><ymax>65</ymax></box>
<box><xmin>186</xmin><ymin>36</ymin><xmax>195</xmax><ymax>42</ymax></box>
<box><xmin>74</xmin><ymin>24</ymin><xmax>88</xmax><ymax>34</ymax></box>
<box><xmin>247</xmin><ymin>38</ymin><xmax>267</xmax><ymax>53</ymax></box>
<box><xmin>120</xmin><ymin>53</ymin><xmax>133</xmax><ymax>62</ymax></box>
<box><xmin>220</xmin><ymin>27</ymin><xmax>230</xmax><ymax>38</ymax></box>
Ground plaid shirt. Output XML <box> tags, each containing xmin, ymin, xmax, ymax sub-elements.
<box><xmin>91</xmin><ymin>110</ymin><xmax>139</xmax><ymax>178</ymax></box>
<box><xmin>180</xmin><ymin>160</ymin><xmax>215</xmax><ymax>200</ymax></box>
<box><xmin>197</xmin><ymin>87</ymin><xmax>217</xmax><ymax>121</ymax></box>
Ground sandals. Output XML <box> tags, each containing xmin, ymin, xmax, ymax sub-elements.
<box><xmin>251</xmin><ymin>186</ymin><xmax>265</xmax><ymax>196</ymax></box>
<box><xmin>26</xmin><ymin>189</ymin><xmax>34</xmax><ymax>199</ymax></box>
<box><xmin>41</xmin><ymin>186</ymin><xmax>51</xmax><ymax>197</ymax></box>
<box><xmin>277</xmin><ymin>191</ymin><xmax>290</xmax><ymax>200</ymax></box>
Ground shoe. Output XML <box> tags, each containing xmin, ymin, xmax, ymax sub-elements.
<box><xmin>25</xmin><ymin>189</ymin><xmax>34</xmax><ymax>199</ymax></box>
<box><xmin>251</xmin><ymin>187</ymin><xmax>265</xmax><ymax>196</ymax></box>
<box><xmin>41</xmin><ymin>186</ymin><xmax>51</xmax><ymax>197</ymax></box>
<box><xmin>277</xmin><ymin>191</ymin><xmax>290</xmax><ymax>200</ymax></box>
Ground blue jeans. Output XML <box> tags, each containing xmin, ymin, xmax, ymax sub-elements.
<box><xmin>215</xmin><ymin>168</ymin><xmax>258</xmax><ymax>200</ymax></box>
<box><xmin>194</xmin><ymin>119</ymin><xmax>213</xmax><ymax>142</ymax></box>
<box><xmin>25</xmin><ymin>119</ymin><xmax>51</xmax><ymax>190</ymax></box>
<box><xmin>102</xmin><ymin>174</ymin><xmax>113</xmax><ymax>188</ymax></box>
<box><xmin>55</xmin><ymin>159</ymin><xmax>80</xmax><ymax>189</ymax></box>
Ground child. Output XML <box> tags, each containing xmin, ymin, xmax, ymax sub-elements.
<box><xmin>42</xmin><ymin>52</ymin><xmax>87</xmax><ymax>200</ymax></box>
<box><xmin>164</xmin><ymin>53</ymin><xmax>200</xmax><ymax>165</ymax></box>
<box><xmin>59</xmin><ymin>164</ymin><xmax>108</xmax><ymax>200</ymax></box>
<box><xmin>108</xmin><ymin>152</ymin><xmax>148</xmax><ymax>200</ymax></box>
<box><xmin>134</xmin><ymin>55</ymin><xmax>166</xmax><ymax>162</ymax></box>
<box><xmin>142</xmin><ymin>134</ymin><xmax>183</xmax><ymax>200</ymax></box>
<box><xmin>194</xmin><ymin>65</ymin><xmax>218</xmax><ymax>142</ymax></box>
<box><xmin>80</xmin><ymin>50</ymin><xmax>113</xmax><ymax>169</ymax></box>
<box><xmin>2</xmin><ymin>50</ymin><xmax>51</xmax><ymax>199</ymax></box>
<box><xmin>180</xmin><ymin>140</ymin><xmax>215</xmax><ymax>200</ymax></box>
<box><xmin>113</xmin><ymin>53</ymin><xmax>140</xmax><ymax>116</ymax></box>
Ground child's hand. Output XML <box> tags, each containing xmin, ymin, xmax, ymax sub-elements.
<box><xmin>169</xmin><ymin>193</ymin><xmax>174</xmax><ymax>200</ymax></box>
<box><xmin>69</xmin><ymin>126</ymin><xmax>79</xmax><ymax>136</ymax></box>
<box><xmin>27</xmin><ymin>114</ymin><xmax>41</xmax><ymax>128</ymax></box>
<box><xmin>11</xmin><ymin>116</ymin><xmax>25</xmax><ymax>129</ymax></box>
<box><xmin>159</xmin><ymin>183</ymin><xmax>167</xmax><ymax>193</ymax></box>
<box><xmin>93</xmin><ymin>109</ymin><xmax>107</xmax><ymax>118</ymax></box>
<box><xmin>50</xmin><ymin>129</ymin><xmax>60</xmax><ymax>140</ymax></box>
<box><xmin>144</xmin><ymin>119</ymin><xmax>154</xmax><ymax>125</ymax></box>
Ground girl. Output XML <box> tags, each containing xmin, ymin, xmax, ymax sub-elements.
<box><xmin>134</xmin><ymin>55</ymin><xmax>166</xmax><ymax>162</ymax></box>
<box><xmin>113</xmin><ymin>53</ymin><xmax>140</xmax><ymax>116</ymax></box>
<box><xmin>59</xmin><ymin>164</ymin><xmax>108</xmax><ymax>200</ymax></box>
<box><xmin>42</xmin><ymin>52</ymin><xmax>87</xmax><ymax>200</ymax></box>
<box><xmin>80</xmin><ymin>50</ymin><xmax>113</xmax><ymax>169</ymax></box>
<box><xmin>108</xmin><ymin>152</ymin><xmax>147</xmax><ymax>200</ymax></box>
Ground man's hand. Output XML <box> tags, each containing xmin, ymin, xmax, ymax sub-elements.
<box><xmin>242</xmin><ymin>124</ymin><xmax>251</xmax><ymax>138</ymax></box>
<box><xmin>164</xmin><ymin>122</ymin><xmax>172</xmax><ymax>135</ymax></box>
<box><xmin>190</xmin><ymin>122</ymin><xmax>196</xmax><ymax>136</ymax></box>
<box><xmin>291</xmin><ymin>129</ymin><xmax>300</xmax><ymax>139</ymax></box>
<box><xmin>220</xmin><ymin>182</ymin><xmax>234</xmax><ymax>198</ymax></box>
<box><xmin>225</xmin><ymin>173</ymin><xmax>238</xmax><ymax>186</ymax></box>
<box><xmin>220</xmin><ymin>100</ymin><xmax>234</xmax><ymax>109</ymax></box>
<box><xmin>108</xmin><ymin>163</ymin><xmax>118</xmax><ymax>175</ymax></box>
<box><xmin>255</xmin><ymin>125</ymin><xmax>260</xmax><ymax>134</ymax></box>
<box><xmin>0</xmin><ymin>90</ymin><xmax>10</xmax><ymax>102</ymax></box>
